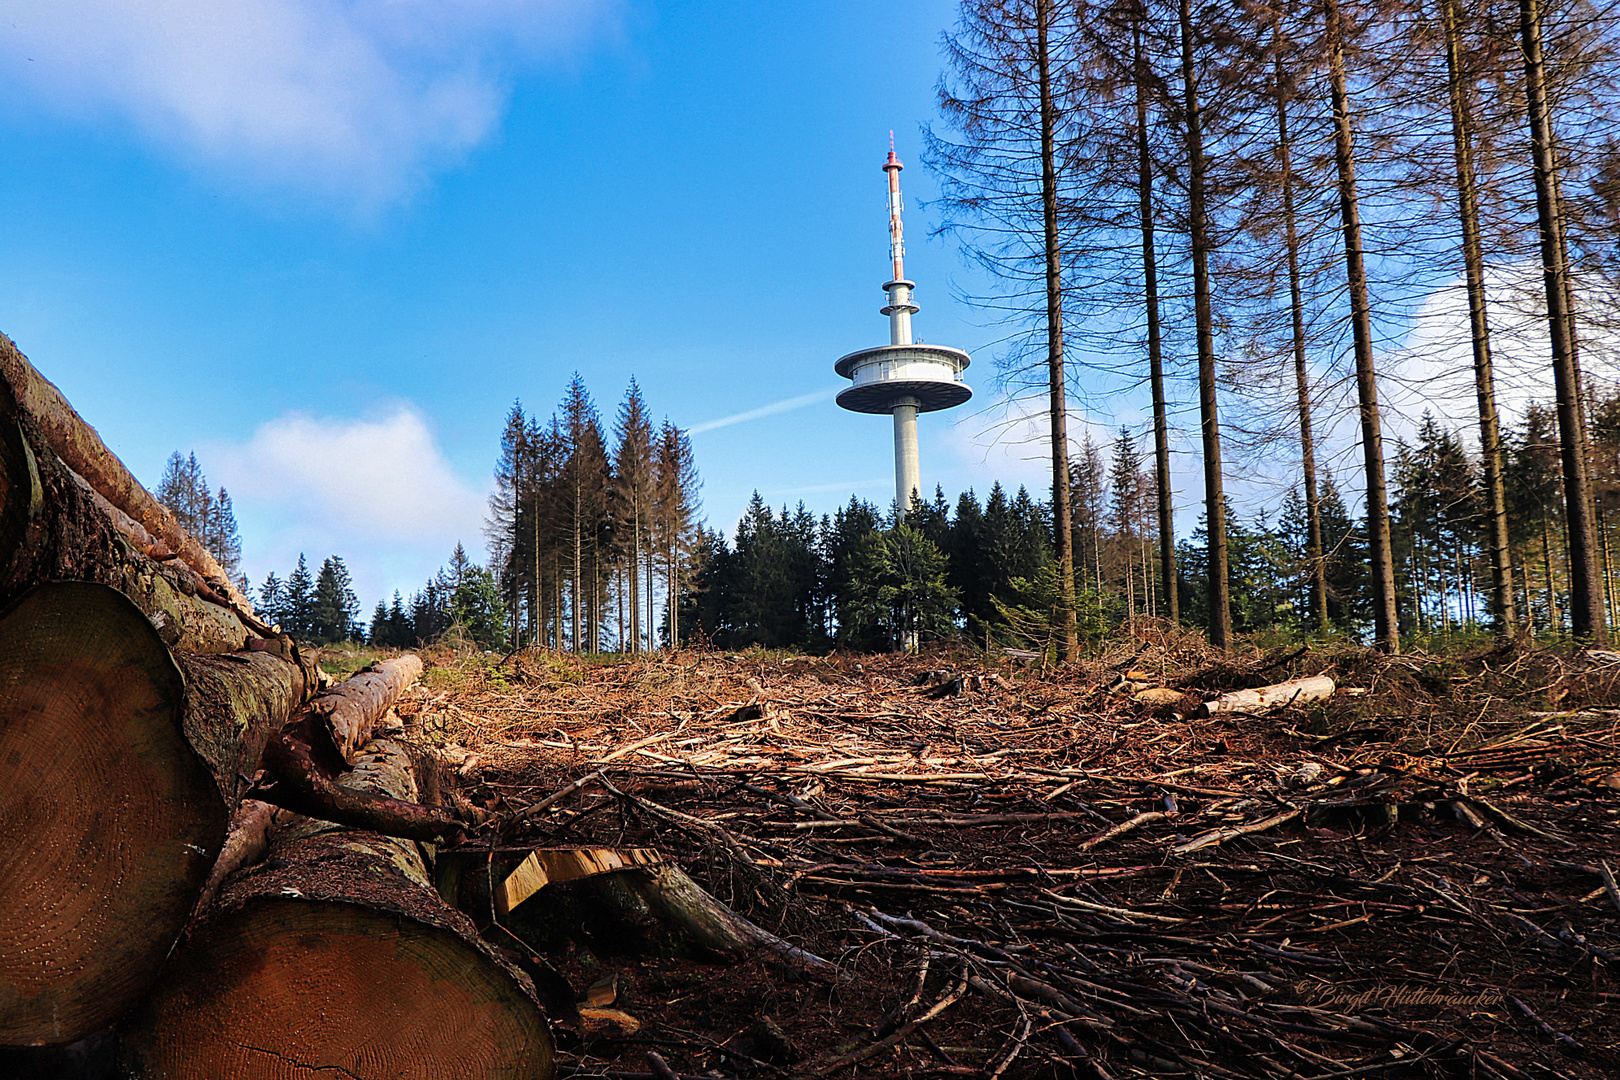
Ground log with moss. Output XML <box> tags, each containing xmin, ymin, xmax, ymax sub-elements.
<box><xmin>125</xmin><ymin>737</ymin><xmax>554</xmax><ymax>1080</ymax></box>
<box><xmin>0</xmin><ymin>333</ymin><xmax>272</xmax><ymax>655</ymax></box>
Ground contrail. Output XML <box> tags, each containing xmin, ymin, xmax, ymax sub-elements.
<box><xmin>689</xmin><ymin>388</ymin><xmax>836</xmax><ymax>434</ymax></box>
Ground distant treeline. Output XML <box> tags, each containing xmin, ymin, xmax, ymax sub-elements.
<box><xmin>163</xmin><ymin>378</ymin><xmax>1620</xmax><ymax>654</ymax></box>
<box><xmin>679</xmin><ymin>391</ymin><xmax>1620</xmax><ymax>654</ymax></box>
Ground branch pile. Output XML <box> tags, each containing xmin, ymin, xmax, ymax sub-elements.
<box><xmin>419</xmin><ymin>642</ymin><xmax>1618</xmax><ymax>1080</ymax></box>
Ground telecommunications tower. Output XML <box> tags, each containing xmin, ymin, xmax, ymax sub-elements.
<box><xmin>834</xmin><ymin>140</ymin><xmax>971</xmax><ymax>511</ymax></box>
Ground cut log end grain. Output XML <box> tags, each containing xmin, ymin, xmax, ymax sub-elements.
<box><xmin>0</xmin><ymin>582</ymin><xmax>223</xmax><ymax>1046</ymax></box>
<box><xmin>128</xmin><ymin>735</ymin><xmax>553</xmax><ymax>1079</ymax></box>
<box><xmin>124</xmin><ymin>899</ymin><xmax>553</xmax><ymax>1080</ymax></box>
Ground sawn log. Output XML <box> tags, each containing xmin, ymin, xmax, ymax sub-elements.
<box><xmin>0</xmin><ymin>582</ymin><xmax>305</xmax><ymax>1046</ymax></box>
<box><xmin>125</xmin><ymin>737</ymin><xmax>554</xmax><ymax>1080</ymax></box>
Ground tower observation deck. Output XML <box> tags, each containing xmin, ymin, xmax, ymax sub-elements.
<box><xmin>834</xmin><ymin>141</ymin><xmax>971</xmax><ymax>511</ymax></box>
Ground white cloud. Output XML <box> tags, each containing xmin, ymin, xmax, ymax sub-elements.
<box><xmin>0</xmin><ymin>0</ymin><xmax>619</xmax><ymax>207</ymax></box>
<box><xmin>203</xmin><ymin>404</ymin><xmax>488</xmax><ymax>607</ymax></box>
<box><xmin>939</xmin><ymin>389</ymin><xmax>1111</xmax><ymax>493</ymax></box>
<box><xmin>1381</xmin><ymin>263</ymin><xmax>1620</xmax><ymax>447</ymax></box>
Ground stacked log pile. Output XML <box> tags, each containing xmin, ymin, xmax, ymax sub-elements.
<box><xmin>0</xmin><ymin>333</ymin><xmax>553</xmax><ymax>1078</ymax></box>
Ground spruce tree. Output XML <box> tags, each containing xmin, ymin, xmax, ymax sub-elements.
<box><xmin>284</xmin><ymin>555</ymin><xmax>315</xmax><ymax>641</ymax></box>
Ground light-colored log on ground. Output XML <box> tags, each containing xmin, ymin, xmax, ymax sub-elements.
<box><xmin>1198</xmin><ymin>675</ymin><xmax>1336</xmax><ymax>718</ymax></box>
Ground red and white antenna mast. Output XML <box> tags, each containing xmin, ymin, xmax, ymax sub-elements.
<box><xmin>881</xmin><ymin>132</ymin><xmax>916</xmax><ymax>347</ymax></box>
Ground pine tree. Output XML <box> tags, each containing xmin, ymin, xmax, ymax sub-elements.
<box><xmin>258</xmin><ymin>572</ymin><xmax>285</xmax><ymax>630</ymax></box>
<box><xmin>652</xmin><ymin>420</ymin><xmax>701</xmax><ymax>648</ymax></box>
<box><xmin>560</xmin><ymin>375</ymin><xmax>611</xmax><ymax>653</ymax></box>
<box><xmin>613</xmin><ymin>380</ymin><xmax>655</xmax><ymax>653</ymax></box>
<box><xmin>1520</xmin><ymin>0</ymin><xmax>1604</xmax><ymax>641</ymax></box>
<box><xmin>311</xmin><ymin>556</ymin><xmax>359</xmax><ymax>643</ymax></box>
<box><xmin>156</xmin><ymin>450</ymin><xmax>242</xmax><ymax>579</ymax></box>
<box><xmin>284</xmin><ymin>555</ymin><xmax>315</xmax><ymax>641</ymax></box>
<box><xmin>930</xmin><ymin>0</ymin><xmax>1090</xmax><ymax>659</ymax></box>
<box><xmin>843</xmin><ymin>523</ymin><xmax>958</xmax><ymax>650</ymax></box>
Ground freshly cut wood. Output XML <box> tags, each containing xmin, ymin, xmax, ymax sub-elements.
<box><xmin>500</xmin><ymin>846</ymin><xmax>663</xmax><ymax>915</ymax></box>
<box><xmin>304</xmin><ymin>654</ymin><xmax>425</xmax><ymax>767</ymax></box>
<box><xmin>0</xmin><ymin>582</ymin><xmax>307</xmax><ymax>1047</ymax></box>
<box><xmin>126</xmin><ymin>737</ymin><xmax>553</xmax><ymax>1080</ymax></box>
<box><xmin>1197</xmin><ymin>675</ymin><xmax>1335</xmax><ymax>718</ymax></box>
<box><xmin>0</xmin><ymin>333</ymin><xmax>252</xmax><ymax>613</ymax></box>
<box><xmin>0</xmin><ymin>583</ymin><xmax>218</xmax><ymax>1045</ymax></box>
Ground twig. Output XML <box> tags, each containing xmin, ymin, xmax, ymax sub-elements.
<box><xmin>804</xmin><ymin>965</ymin><xmax>969</xmax><ymax>1076</ymax></box>
<box><xmin>1170</xmin><ymin>807</ymin><xmax>1301</xmax><ymax>855</ymax></box>
<box><xmin>504</xmin><ymin>767</ymin><xmax>606</xmax><ymax>827</ymax></box>
<box><xmin>1079</xmin><ymin>810</ymin><xmax>1167</xmax><ymax>852</ymax></box>
<box><xmin>1039</xmin><ymin>889</ymin><xmax>1187</xmax><ymax>925</ymax></box>
<box><xmin>1599</xmin><ymin>860</ymin><xmax>1620</xmax><ymax>919</ymax></box>
<box><xmin>1508</xmin><ymin>996</ymin><xmax>1585</xmax><ymax>1053</ymax></box>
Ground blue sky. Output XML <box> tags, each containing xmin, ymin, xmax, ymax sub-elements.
<box><xmin>0</xmin><ymin>1</ymin><xmax>1555</xmax><ymax>612</ymax></box>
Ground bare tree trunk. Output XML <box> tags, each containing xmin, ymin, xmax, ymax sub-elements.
<box><xmin>1324</xmin><ymin>0</ymin><xmax>1399</xmax><ymax>652</ymax></box>
<box><xmin>571</xmin><ymin>478</ymin><xmax>582</xmax><ymax>653</ymax></box>
<box><xmin>1273</xmin><ymin>50</ymin><xmax>1330</xmax><ymax>635</ymax></box>
<box><xmin>1521</xmin><ymin>0</ymin><xmax>1605</xmax><ymax>641</ymax></box>
<box><xmin>1542</xmin><ymin>511</ymin><xmax>1561</xmax><ymax>630</ymax></box>
<box><xmin>1179</xmin><ymin>0</ymin><xmax>1233</xmax><ymax>650</ymax></box>
<box><xmin>629</xmin><ymin>501</ymin><xmax>641</xmax><ymax>654</ymax></box>
<box><xmin>1135</xmin><ymin>21</ymin><xmax>1178</xmax><ymax>624</ymax></box>
<box><xmin>1037</xmin><ymin>0</ymin><xmax>1080</xmax><ymax>660</ymax></box>
<box><xmin>668</xmin><ymin>538</ymin><xmax>678</xmax><ymax>649</ymax></box>
<box><xmin>1442</xmin><ymin>0</ymin><xmax>1517</xmax><ymax>638</ymax></box>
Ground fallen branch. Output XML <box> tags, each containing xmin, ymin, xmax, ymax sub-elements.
<box><xmin>1169</xmin><ymin>807</ymin><xmax>1302</xmax><ymax>855</ymax></box>
<box><xmin>1199</xmin><ymin>676</ymin><xmax>1335</xmax><ymax>718</ymax></box>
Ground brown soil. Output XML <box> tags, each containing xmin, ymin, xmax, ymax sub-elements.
<box><xmin>409</xmin><ymin>635</ymin><xmax>1620</xmax><ymax>1080</ymax></box>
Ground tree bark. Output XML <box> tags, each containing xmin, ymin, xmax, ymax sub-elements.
<box><xmin>1442</xmin><ymin>0</ymin><xmax>1517</xmax><ymax>638</ymax></box>
<box><xmin>1520</xmin><ymin>0</ymin><xmax>1605</xmax><ymax>641</ymax></box>
<box><xmin>0</xmin><ymin>582</ymin><xmax>306</xmax><ymax>1047</ymax></box>
<box><xmin>125</xmin><ymin>737</ymin><xmax>553</xmax><ymax>1080</ymax></box>
<box><xmin>0</xmin><ymin>398</ymin><xmax>271</xmax><ymax>655</ymax></box>
<box><xmin>1135</xmin><ymin>19</ymin><xmax>1178</xmax><ymax>625</ymax></box>
<box><xmin>1324</xmin><ymin>0</ymin><xmax>1399</xmax><ymax>652</ymax></box>
<box><xmin>0</xmin><ymin>334</ymin><xmax>253</xmax><ymax>614</ymax></box>
<box><xmin>302</xmin><ymin>655</ymin><xmax>425</xmax><ymax>768</ymax></box>
<box><xmin>1036</xmin><ymin>0</ymin><xmax>1080</xmax><ymax>660</ymax></box>
<box><xmin>255</xmin><ymin>729</ymin><xmax>466</xmax><ymax>844</ymax></box>
<box><xmin>1179</xmin><ymin>0</ymin><xmax>1234</xmax><ymax>650</ymax></box>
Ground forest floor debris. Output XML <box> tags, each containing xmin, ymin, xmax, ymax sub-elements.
<box><xmin>402</xmin><ymin>634</ymin><xmax>1620</xmax><ymax>1080</ymax></box>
